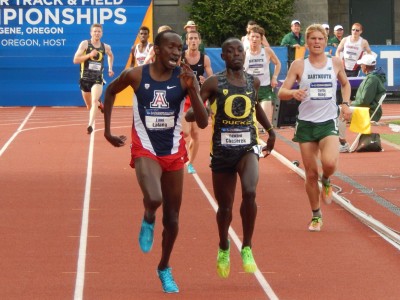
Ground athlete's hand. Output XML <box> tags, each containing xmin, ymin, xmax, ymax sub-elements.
<box><xmin>340</xmin><ymin>105</ymin><xmax>352</xmax><ymax>121</ymax></box>
<box><xmin>292</xmin><ymin>87</ymin><xmax>307</xmax><ymax>101</ymax></box>
<box><xmin>104</xmin><ymin>133</ymin><xmax>127</xmax><ymax>147</ymax></box>
<box><xmin>199</xmin><ymin>75</ymin><xmax>206</xmax><ymax>85</ymax></box>
<box><xmin>89</xmin><ymin>49</ymin><xmax>98</xmax><ymax>59</ymax></box>
<box><xmin>179</xmin><ymin>61</ymin><xmax>198</xmax><ymax>89</ymax></box>
<box><xmin>262</xmin><ymin>131</ymin><xmax>276</xmax><ymax>157</ymax></box>
<box><xmin>271</xmin><ymin>77</ymin><xmax>278</xmax><ymax>88</ymax></box>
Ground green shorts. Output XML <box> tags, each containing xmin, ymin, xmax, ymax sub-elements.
<box><xmin>258</xmin><ymin>85</ymin><xmax>277</xmax><ymax>103</ymax></box>
<box><xmin>293</xmin><ymin>119</ymin><xmax>339</xmax><ymax>143</ymax></box>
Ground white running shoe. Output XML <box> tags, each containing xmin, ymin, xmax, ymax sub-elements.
<box><xmin>339</xmin><ymin>143</ymin><xmax>350</xmax><ymax>153</ymax></box>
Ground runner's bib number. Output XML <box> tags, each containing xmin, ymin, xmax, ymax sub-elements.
<box><xmin>310</xmin><ymin>82</ymin><xmax>333</xmax><ymax>100</ymax></box>
<box><xmin>145</xmin><ymin>110</ymin><xmax>175</xmax><ymax>130</ymax></box>
<box><xmin>221</xmin><ymin>127</ymin><xmax>251</xmax><ymax>146</ymax></box>
<box><xmin>88</xmin><ymin>61</ymin><xmax>101</xmax><ymax>71</ymax></box>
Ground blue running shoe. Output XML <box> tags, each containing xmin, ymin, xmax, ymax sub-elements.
<box><xmin>187</xmin><ymin>163</ymin><xmax>196</xmax><ymax>174</ymax></box>
<box><xmin>138</xmin><ymin>219</ymin><xmax>154</xmax><ymax>253</ymax></box>
<box><xmin>157</xmin><ymin>267</ymin><xmax>179</xmax><ymax>293</ymax></box>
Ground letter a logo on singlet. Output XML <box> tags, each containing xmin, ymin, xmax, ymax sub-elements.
<box><xmin>150</xmin><ymin>90</ymin><xmax>169</xmax><ymax>108</ymax></box>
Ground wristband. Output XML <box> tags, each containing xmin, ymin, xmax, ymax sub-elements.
<box><xmin>266</xmin><ymin>127</ymin><xmax>274</xmax><ymax>132</ymax></box>
<box><xmin>342</xmin><ymin>102</ymin><xmax>349</xmax><ymax>107</ymax></box>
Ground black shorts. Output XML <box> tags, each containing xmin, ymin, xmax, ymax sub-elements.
<box><xmin>79</xmin><ymin>79</ymin><xmax>104</xmax><ymax>92</ymax></box>
<box><xmin>210</xmin><ymin>147</ymin><xmax>260</xmax><ymax>173</ymax></box>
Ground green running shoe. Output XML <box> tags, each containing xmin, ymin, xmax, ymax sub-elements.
<box><xmin>217</xmin><ymin>244</ymin><xmax>230</xmax><ymax>278</ymax></box>
<box><xmin>308</xmin><ymin>216</ymin><xmax>323</xmax><ymax>232</ymax></box>
<box><xmin>241</xmin><ymin>246</ymin><xmax>257</xmax><ymax>273</ymax></box>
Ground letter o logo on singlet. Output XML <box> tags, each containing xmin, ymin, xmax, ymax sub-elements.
<box><xmin>224</xmin><ymin>94</ymin><xmax>252</xmax><ymax>119</ymax></box>
<box><xmin>92</xmin><ymin>51</ymin><xmax>103</xmax><ymax>62</ymax></box>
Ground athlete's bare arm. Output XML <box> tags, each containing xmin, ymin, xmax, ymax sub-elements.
<box><xmin>278</xmin><ymin>59</ymin><xmax>306</xmax><ymax>101</ymax></box>
<box><xmin>335</xmin><ymin>36</ymin><xmax>346</xmax><ymax>57</ymax></box>
<box><xmin>199</xmin><ymin>55</ymin><xmax>213</xmax><ymax>84</ymax></box>
<box><xmin>185</xmin><ymin>75</ymin><xmax>217</xmax><ymax>122</ymax></box>
<box><xmin>180</xmin><ymin>62</ymin><xmax>209</xmax><ymax>128</ymax></box>
<box><xmin>266</xmin><ymin>47</ymin><xmax>281</xmax><ymax>88</ymax></box>
<box><xmin>105</xmin><ymin>43</ymin><xmax>114</xmax><ymax>77</ymax></box>
<box><xmin>73</xmin><ymin>40</ymin><xmax>92</xmax><ymax>64</ymax></box>
<box><xmin>103</xmin><ymin>68</ymin><xmax>141</xmax><ymax>147</ymax></box>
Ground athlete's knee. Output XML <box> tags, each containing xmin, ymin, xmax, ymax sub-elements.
<box><xmin>217</xmin><ymin>206</ymin><xmax>233</xmax><ymax>218</ymax></box>
<box><xmin>305</xmin><ymin>169</ymin><xmax>319</xmax><ymax>183</ymax></box>
<box><xmin>162</xmin><ymin>211</ymin><xmax>179</xmax><ymax>230</ymax></box>
<box><xmin>182</xmin><ymin>130</ymin><xmax>190</xmax><ymax>139</ymax></box>
<box><xmin>182</xmin><ymin>124</ymin><xmax>190</xmax><ymax>139</ymax></box>
<box><xmin>242</xmin><ymin>187</ymin><xmax>256</xmax><ymax>202</ymax></box>
<box><xmin>145</xmin><ymin>196</ymin><xmax>163</xmax><ymax>211</ymax></box>
<box><xmin>322</xmin><ymin>159</ymin><xmax>338</xmax><ymax>175</ymax></box>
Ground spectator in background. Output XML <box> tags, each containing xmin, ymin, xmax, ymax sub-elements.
<box><xmin>281</xmin><ymin>20</ymin><xmax>305</xmax><ymax>69</ymax></box>
<box><xmin>241</xmin><ymin>20</ymin><xmax>270</xmax><ymax>51</ymax></box>
<box><xmin>322</xmin><ymin>23</ymin><xmax>333</xmax><ymax>55</ymax></box>
<box><xmin>322</xmin><ymin>24</ymin><xmax>330</xmax><ymax>40</ymax></box>
<box><xmin>130</xmin><ymin>26</ymin><xmax>152</xmax><ymax>67</ymax></box>
<box><xmin>329</xmin><ymin>25</ymin><xmax>344</xmax><ymax>48</ymax></box>
<box><xmin>181</xmin><ymin>21</ymin><xmax>205</xmax><ymax>54</ymax></box>
<box><xmin>338</xmin><ymin>54</ymin><xmax>386</xmax><ymax>152</ymax></box>
<box><xmin>335</xmin><ymin>22</ymin><xmax>372</xmax><ymax>77</ymax></box>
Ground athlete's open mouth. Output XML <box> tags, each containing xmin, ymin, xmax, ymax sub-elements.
<box><xmin>169</xmin><ymin>58</ymin><xmax>179</xmax><ymax>67</ymax></box>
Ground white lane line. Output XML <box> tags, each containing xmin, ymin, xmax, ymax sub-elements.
<box><xmin>74</xmin><ymin>126</ymin><xmax>96</xmax><ymax>300</ymax></box>
<box><xmin>271</xmin><ymin>150</ymin><xmax>400</xmax><ymax>250</ymax></box>
<box><xmin>192</xmin><ymin>173</ymin><xmax>280</xmax><ymax>300</ymax></box>
<box><xmin>0</xmin><ymin>107</ymin><xmax>36</xmax><ymax>158</ymax></box>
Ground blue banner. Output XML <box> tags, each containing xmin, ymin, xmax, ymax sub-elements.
<box><xmin>0</xmin><ymin>0</ymin><xmax>151</xmax><ymax>106</ymax></box>
<box><xmin>1</xmin><ymin>7</ymin><xmax>399</xmax><ymax>107</ymax></box>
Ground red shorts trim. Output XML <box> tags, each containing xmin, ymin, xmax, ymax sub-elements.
<box><xmin>183</xmin><ymin>95</ymin><xmax>191</xmax><ymax>112</ymax></box>
<box><xmin>130</xmin><ymin>144</ymin><xmax>188</xmax><ymax>172</ymax></box>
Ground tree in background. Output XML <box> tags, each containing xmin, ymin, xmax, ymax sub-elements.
<box><xmin>187</xmin><ymin>0</ymin><xmax>295</xmax><ymax>47</ymax></box>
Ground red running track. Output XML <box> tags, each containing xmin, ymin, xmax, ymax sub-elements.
<box><xmin>0</xmin><ymin>105</ymin><xmax>399</xmax><ymax>300</ymax></box>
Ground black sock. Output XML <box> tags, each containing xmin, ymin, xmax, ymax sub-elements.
<box><xmin>312</xmin><ymin>208</ymin><xmax>322</xmax><ymax>218</ymax></box>
<box><xmin>321</xmin><ymin>175</ymin><xmax>330</xmax><ymax>185</ymax></box>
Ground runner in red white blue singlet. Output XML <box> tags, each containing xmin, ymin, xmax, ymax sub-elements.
<box><xmin>131</xmin><ymin>64</ymin><xmax>186</xmax><ymax>157</ymax></box>
<box><xmin>103</xmin><ymin>30</ymin><xmax>209</xmax><ymax>294</ymax></box>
